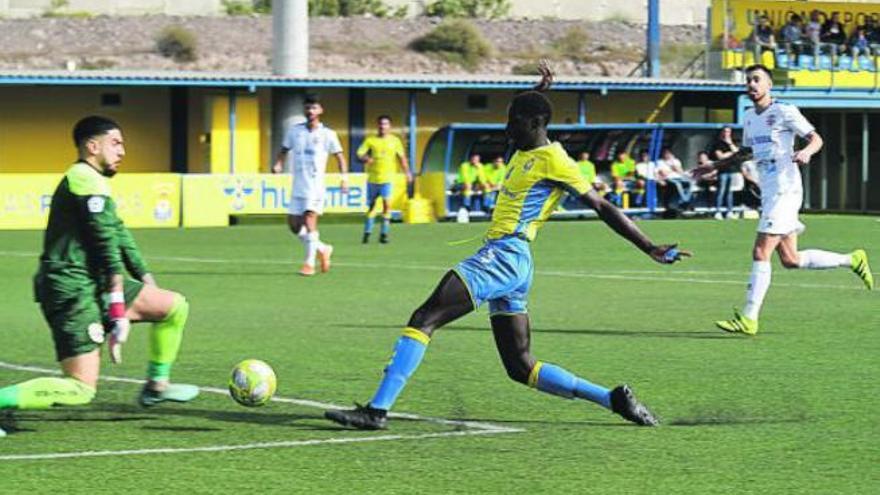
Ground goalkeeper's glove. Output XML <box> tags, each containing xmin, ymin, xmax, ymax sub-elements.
<box><xmin>107</xmin><ymin>291</ymin><xmax>129</xmax><ymax>364</ymax></box>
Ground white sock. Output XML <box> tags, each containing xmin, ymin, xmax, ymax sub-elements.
<box><xmin>742</xmin><ymin>261</ymin><xmax>772</xmax><ymax>321</ymax></box>
<box><xmin>305</xmin><ymin>231</ymin><xmax>324</xmax><ymax>265</ymax></box>
<box><xmin>797</xmin><ymin>249</ymin><xmax>851</xmax><ymax>270</ymax></box>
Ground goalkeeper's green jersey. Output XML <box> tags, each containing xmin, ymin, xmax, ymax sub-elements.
<box><xmin>35</xmin><ymin>162</ymin><xmax>148</xmax><ymax>297</ymax></box>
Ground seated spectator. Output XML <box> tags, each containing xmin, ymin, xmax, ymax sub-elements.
<box><xmin>850</xmin><ymin>26</ymin><xmax>872</xmax><ymax>61</ymax></box>
<box><xmin>866</xmin><ymin>17</ymin><xmax>880</xmax><ymax>54</ymax></box>
<box><xmin>689</xmin><ymin>151</ymin><xmax>717</xmax><ymax>207</ymax></box>
<box><xmin>482</xmin><ymin>155</ymin><xmax>506</xmax><ymax>211</ymax></box>
<box><xmin>821</xmin><ymin>12</ymin><xmax>847</xmax><ymax>60</ymax></box>
<box><xmin>575</xmin><ymin>151</ymin><xmax>596</xmax><ymax>184</ymax></box>
<box><xmin>451</xmin><ymin>153</ymin><xmax>484</xmax><ymax>211</ymax></box>
<box><xmin>655</xmin><ymin>148</ymin><xmax>693</xmax><ymax>209</ymax></box>
<box><xmin>803</xmin><ymin>10</ymin><xmax>825</xmax><ymax>63</ymax></box>
<box><xmin>608</xmin><ymin>150</ymin><xmax>636</xmax><ymax>207</ymax></box>
<box><xmin>748</xmin><ymin>15</ymin><xmax>777</xmax><ymax>63</ymax></box>
<box><xmin>632</xmin><ymin>150</ymin><xmax>655</xmax><ymax>207</ymax></box>
<box><xmin>780</xmin><ymin>14</ymin><xmax>805</xmax><ymax>65</ymax></box>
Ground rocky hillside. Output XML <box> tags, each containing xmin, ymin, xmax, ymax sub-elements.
<box><xmin>0</xmin><ymin>15</ymin><xmax>706</xmax><ymax>77</ymax></box>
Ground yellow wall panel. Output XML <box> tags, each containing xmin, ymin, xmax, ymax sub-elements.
<box><xmin>0</xmin><ymin>173</ymin><xmax>181</xmax><ymax>230</ymax></box>
<box><xmin>0</xmin><ymin>86</ymin><xmax>170</xmax><ymax>173</ymax></box>
<box><xmin>209</xmin><ymin>94</ymin><xmax>260</xmax><ymax>174</ymax></box>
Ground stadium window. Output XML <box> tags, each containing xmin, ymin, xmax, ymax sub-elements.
<box><xmin>101</xmin><ymin>93</ymin><xmax>122</xmax><ymax>107</ymax></box>
<box><xmin>466</xmin><ymin>94</ymin><xmax>488</xmax><ymax>111</ymax></box>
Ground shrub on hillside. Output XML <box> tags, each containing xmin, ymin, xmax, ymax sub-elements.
<box><xmin>410</xmin><ymin>19</ymin><xmax>492</xmax><ymax>69</ymax></box>
<box><xmin>156</xmin><ymin>25</ymin><xmax>198</xmax><ymax>63</ymax></box>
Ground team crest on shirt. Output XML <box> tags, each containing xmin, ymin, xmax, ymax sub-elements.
<box><xmin>87</xmin><ymin>196</ymin><xmax>105</xmax><ymax>213</ymax></box>
<box><xmin>87</xmin><ymin>323</ymin><xmax>105</xmax><ymax>344</ymax></box>
<box><xmin>765</xmin><ymin>114</ymin><xmax>777</xmax><ymax>127</ymax></box>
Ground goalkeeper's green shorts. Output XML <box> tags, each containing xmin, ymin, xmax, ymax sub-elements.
<box><xmin>35</xmin><ymin>276</ymin><xmax>143</xmax><ymax>361</ymax></box>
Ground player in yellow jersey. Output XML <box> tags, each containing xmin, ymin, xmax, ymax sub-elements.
<box><xmin>357</xmin><ymin>115</ymin><xmax>412</xmax><ymax>244</ymax></box>
<box><xmin>326</xmin><ymin>64</ymin><xmax>689</xmax><ymax>430</ymax></box>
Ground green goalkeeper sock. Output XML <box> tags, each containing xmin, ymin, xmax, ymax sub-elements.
<box><xmin>0</xmin><ymin>377</ymin><xmax>95</xmax><ymax>410</ymax></box>
<box><xmin>147</xmin><ymin>293</ymin><xmax>189</xmax><ymax>382</ymax></box>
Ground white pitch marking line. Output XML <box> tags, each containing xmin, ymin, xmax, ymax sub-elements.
<box><xmin>0</xmin><ymin>361</ymin><xmax>522</xmax><ymax>461</ymax></box>
<box><xmin>0</xmin><ymin>429</ymin><xmax>509</xmax><ymax>461</ymax></box>
<box><xmin>1</xmin><ymin>251</ymin><xmax>872</xmax><ymax>291</ymax></box>
<box><xmin>0</xmin><ymin>361</ymin><xmax>517</xmax><ymax>434</ymax></box>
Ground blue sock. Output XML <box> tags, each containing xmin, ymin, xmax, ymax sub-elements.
<box><xmin>370</xmin><ymin>328</ymin><xmax>430</xmax><ymax>410</ymax></box>
<box><xmin>364</xmin><ymin>216</ymin><xmax>375</xmax><ymax>234</ymax></box>
<box><xmin>529</xmin><ymin>362</ymin><xmax>611</xmax><ymax>409</ymax></box>
<box><xmin>381</xmin><ymin>217</ymin><xmax>391</xmax><ymax>235</ymax></box>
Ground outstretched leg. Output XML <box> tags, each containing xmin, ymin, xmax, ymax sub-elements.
<box><xmin>0</xmin><ymin>350</ymin><xmax>98</xmax><ymax>411</ymax></box>
<box><xmin>325</xmin><ymin>271</ymin><xmax>474</xmax><ymax>429</ymax></box>
<box><xmin>776</xmin><ymin>235</ymin><xmax>873</xmax><ymax>290</ymax></box>
<box><xmin>490</xmin><ymin>314</ymin><xmax>658</xmax><ymax>426</ymax></box>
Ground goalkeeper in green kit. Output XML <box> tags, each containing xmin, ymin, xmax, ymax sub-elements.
<box><xmin>0</xmin><ymin>116</ymin><xmax>198</xmax><ymax>429</ymax></box>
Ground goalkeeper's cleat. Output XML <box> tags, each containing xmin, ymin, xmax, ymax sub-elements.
<box><xmin>851</xmin><ymin>249</ymin><xmax>873</xmax><ymax>290</ymax></box>
<box><xmin>362</xmin><ymin>233</ymin><xmax>370</xmax><ymax>244</ymax></box>
<box><xmin>324</xmin><ymin>402</ymin><xmax>388</xmax><ymax>430</ymax></box>
<box><xmin>139</xmin><ymin>383</ymin><xmax>199</xmax><ymax>408</ymax></box>
<box><xmin>610</xmin><ymin>385</ymin><xmax>659</xmax><ymax>426</ymax></box>
<box><xmin>379</xmin><ymin>233</ymin><xmax>389</xmax><ymax>244</ymax></box>
<box><xmin>317</xmin><ymin>244</ymin><xmax>333</xmax><ymax>273</ymax></box>
<box><xmin>715</xmin><ymin>309</ymin><xmax>758</xmax><ymax>335</ymax></box>
<box><xmin>298</xmin><ymin>264</ymin><xmax>315</xmax><ymax>277</ymax></box>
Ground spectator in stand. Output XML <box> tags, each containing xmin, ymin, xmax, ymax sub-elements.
<box><xmin>690</xmin><ymin>150</ymin><xmax>717</xmax><ymax>209</ymax></box>
<box><xmin>711</xmin><ymin>126</ymin><xmax>740</xmax><ymax>220</ymax></box>
<box><xmin>866</xmin><ymin>17</ymin><xmax>880</xmax><ymax>54</ymax></box>
<box><xmin>805</xmin><ymin>10</ymin><xmax>824</xmax><ymax>63</ymax></box>
<box><xmin>483</xmin><ymin>155</ymin><xmax>507</xmax><ymax>212</ymax></box>
<box><xmin>655</xmin><ymin>148</ymin><xmax>693</xmax><ymax>209</ymax></box>
<box><xmin>452</xmin><ymin>153</ymin><xmax>484</xmax><ymax>211</ymax></box>
<box><xmin>850</xmin><ymin>26</ymin><xmax>872</xmax><ymax>63</ymax></box>
<box><xmin>748</xmin><ymin>15</ymin><xmax>777</xmax><ymax>64</ymax></box>
<box><xmin>821</xmin><ymin>12</ymin><xmax>848</xmax><ymax>61</ymax></box>
<box><xmin>632</xmin><ymin>150</ymin><xmax>655</xmax><ymax>208</ymax></box>
<box><xmin>575</xmin><ymin>151</ymin><xmax>596</xmax><ymax>185</ymax></box>
<box><xmin>609</xmin><ymin>150</ymin><xmax>636</xmax><ymax>207</ymax></box>
<box><xmin>780</xmin><ymin>14</ymin><xmax>805</xmax><ymax>66</ymax></box>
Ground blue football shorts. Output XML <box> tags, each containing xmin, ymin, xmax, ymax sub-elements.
<box><xmin>366</xmin><ymin>182</ymin><xmax>393</xmax><ymax>207</ymax></box>
<box><xmin>453</xmin><ymin>235</ymin><xmax>533</xmax><ymax>316</ymax></box>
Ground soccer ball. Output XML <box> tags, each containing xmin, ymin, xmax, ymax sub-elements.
<box><xmin>228</xmin><ymin>359</ymin><xmax>277</xmax><ymax>407</ymax></box>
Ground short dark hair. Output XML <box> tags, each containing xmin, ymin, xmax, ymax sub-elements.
<box><xmin>509</xmin><ymin>91</ymin><xmax>552</xmax><ymax>127</ymax></box>
<box><xmin>72</xmin><ymin>115</ymin><xmax>120</xmax><ymax>148</ymax></box>
<box><xmin>745</xmin><ymin>64</ymin><xmax>773</xmax><ymax>79</ymax></box>
<box><xmin>377</xmin><ymin>114</ymin><xmax>392</xmax><ymax>123</ymax></box>
<box><xmin>304</xmin><ymin>94</ymin><xmax>321</xmax><ymax>105</ymax></box>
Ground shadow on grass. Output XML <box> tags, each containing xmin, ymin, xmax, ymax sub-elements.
<box><xmin>142</xmin><ymin>425</ymin><xmax>223</xmax><ymax>432</ymax></box>
<box><xmin>330</xmin><ymin>323</ymin><xmax>735</xmax><ymax>340</ymax></box>
<box><xmin>99</xmin><ymin>403</ymin><xmax>342</xmax><ymax>432</ymax></box>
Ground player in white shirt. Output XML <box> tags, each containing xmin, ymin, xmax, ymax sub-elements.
<box><xmin>272</xmin><ymin>95</ymin><xmax>349</xmax><ymax>276</ymax></box>
<box><xmin>698</xmin><ymin>65</ymin><xmax>873</xmax><ymax>335</ymax></box>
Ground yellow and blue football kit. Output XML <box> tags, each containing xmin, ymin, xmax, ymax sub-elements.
<box><xmin>358</xmin><ymin>134</ymin><xmax>405</xmax><ymax>187</ymax></box>
<box><xmin>454</xmin><ymin>142</ymin><xmax>590</xmax><ymax>315</ymax></box>
<box><xmin>358</xmin><ymin>134</ymin><xmax>406</xmax><ymax>240</ymax></box>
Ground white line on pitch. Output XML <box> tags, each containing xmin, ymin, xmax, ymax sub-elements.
<box><xmin>0</xmin><ymin>361</ymin><xmax>517</xmax><ymax>434</ymax></box>
<box><xmin>0</xmin><ymin>429</ymin><xmax>510</xmax><ymax>461</ymax></box>
<box><xmin>0</xmin><ymin>251</ymin><xmax>873</xmax><ymax>291</ymax></box>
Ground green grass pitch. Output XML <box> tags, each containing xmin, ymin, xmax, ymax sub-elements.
<box><xmin>0</xmin><ymin>215</ymin><xmax>877</xmax><ymax>493</ymax></box>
